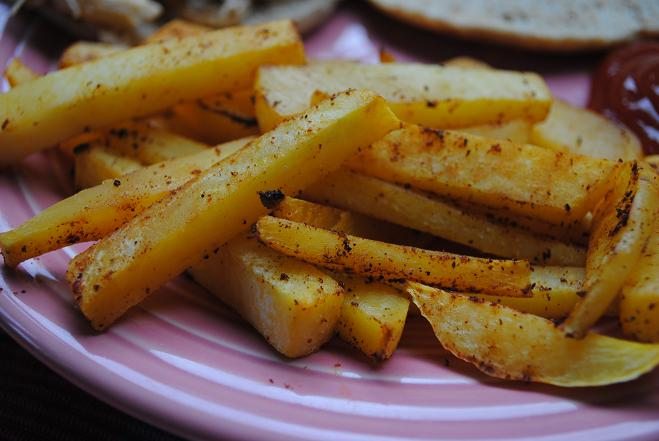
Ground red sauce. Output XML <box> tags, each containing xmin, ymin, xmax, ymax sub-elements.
<box><xmin>589</xmin><ymin>41</ymin><xmax>659</xmax><ymax>155</ymax></box>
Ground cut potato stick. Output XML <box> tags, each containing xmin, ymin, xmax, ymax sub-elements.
<box><xmin>58</xmin><ymin>41</ymin><xmax>127</xmax><ymax>68</ymax></box>
<box><xmin>4</xmin><ymin>58</ymin><xmax>39</xmax><ymax>87</ymax></box>
<box><xmin>168</xmin><ymin>89</ymin><xmax>259</xmax><ymax>144</ymax></box>
<box><xmin>336</xmin><ymin>276</ymin><xmax>409</xmax><ymax>361</ymax></box>
<box><xmin>189</xmin><ymin>234</ymin><xmax>343</xmax><ymax>358</ymax></box>
<box><xmin>458</xmin><ymin>119</ymin><xmax>531</xmax><ymax>144</ymax></box>
<box><xmin>347</xmin><ymin>125</ymin><xmax>616</xmax><ymax>226</ymax></box>
<box><xmin>144</xmin><ymin>19</ymin><xmax>212</xmax><ymax>44</ymax></box>
<box><xmin>406</xmin><ymin>282</ymin><xmax>659</xmax><ymax>387</ymax></box>
<box><xmin>0</xmin><ymin>137</ymin><xmax>252</xmax><ymax>267</ymax></box>
<box><xmin>272</xmin><ymin>196</ymin><xmax>431</xmax><ymax>247</ymax></box>
<box><xmin>620</xmin><ymin>219</ymin><xmax>659</xmax><ymax>342</ymax></box>
<box><xmin>66</xmin><ymin>90</ymin><xmax>399</xmax><ymax>330</ymax></box>
<box><xmin>531</xmin><ymin>99</ymin><xmax>643</xmax><ymax>161</ymax></box>
<box><xmin>646</xmin><ymin>155</ymin><xmax>659</xmax><ymax>173</ymax></box>
<box><xmin>74</xmin><ymin>145</ymin><xmax>143</xmax><ymax>189</ymax></box>
<box><xmin>0</xmin><ymin>20</ymin><xmax>304</xmax><ymax>165</ymax></box>
<box><xmin>305</xmin><ymin>169</ymin><xmax>586</xmax><ymax>265</ymax></box>
<box><xmin>475</xmin><ymin>267</ymin><xmax>584</xmax><ymax>319</ymax></box>
<box><xmin>256</xmin><ymin>215</ymin><xmax>535</xmax><ymax>297</ymax></box>
<box><xmin>563</xmin><ymin>164</ymin><xmax>659</xmax><ymax>338</ymax></box>
<box><xmin>255</xmin><ymin>62</ymin><xmax>551</xmax><ymax>131</ymax></box>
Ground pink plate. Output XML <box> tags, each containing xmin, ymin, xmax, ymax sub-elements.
<box><xmin>1</xmin><ymin>3</ymin><xmax>658</xmax><ymax>441</ymax></box>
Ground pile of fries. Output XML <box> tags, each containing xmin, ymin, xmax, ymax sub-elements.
<box><xmin>1</xmin><ymin>19</ymin><xmax>658</xmax><ymax>387</ymax></box>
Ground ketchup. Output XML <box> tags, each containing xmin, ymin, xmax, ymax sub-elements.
<box><xmin>589</xmin><ymin>41</ymin><xmax>659</xmax><ymax>155</ymax></box>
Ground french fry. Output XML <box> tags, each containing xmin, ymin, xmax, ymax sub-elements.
<box><xmin>189</xmin><ymin>235</ymin><xmax>343</xmax><ymax>358</ymax></box>
<box><xmin>645</xmin><ymin>155</ymin><xmax>659</xmax><ymax>173</ymax></box>
<box><xmin>563</xmin><ymin>164</ymin><xmax>659</xmax><ymax>338</ymax></box>
<box><xmin>406</xmin><ymin>282</ymin><xmax>659</xmax><ymax>387</ymax></box>
<box><xmin>474</xmin><ymin>266</ymin><xmax>584</xmax><ymax>319</ymax></box>
<box><xmin>347</xmin><ymin>125</ymin><xmax>616</xmax><ymax>226</ymax></box>
<box><xmin>336</xmin><ymin>276</ymin><xmax>409</xmax><ymax>361</ymax></box>
<box><xmin>305</xmin><ymin>169</ymin><xmax>586</xmax><ymax>265</ymax></box>
<box><xmin>255</xmin><ymin>62</ymin><xmax>551</xmax><ymax>131</ymax></box>
<box><xmin>144</xmin><ymin>19</ymin><xmax>212</xmax><ymax>43</ymax></box>
<box><xmin>0</xmin><ymin>138</ymin><xmax>252</xmax><ymax>267</ymax></box>
<box><xmin>74</xmin><ymin>145</ymin><xmax>143</xmax><ymax>189</ymax></box>
<box><xmin>4</xmin><ymin>58</ymin><xmax>39</xmax><ymax>87</ymax></box>
<box><xmin>531</xmin><ymin>99</ymin><xmax>643</xmax><ymax>161</ymax></box>
<box><xmin>620</xmin><ymin>219</ymin><xmax>659</xmax><ymax>342</ymax></box>
<box><xmin>59</xmin><ymin>41</ymin><xmax>127</xmax><ymax>68</ymax></box>
<box><xmin>272</xmin><ymin>196</ymin><xmax>430</xmax><ymax>247</ymax></box>
<box><xmin>66</xmin><ymin>90</ymin><xmax>400</xmax><ymax>330</ymax></box>
<box><xmin>0</xmin><ymin>20</ymin><xmax>305</xmax><ymax>165</ymax></box>
<box><xmin>256</xmin><ymin>215</ymin><xmax>535</xmax><ymax>297</ymax></box>
<box><xmin>459</xmin><ymin>119</ymin><xmax>531</xmax><ymax>144</ymax></box>
<box><xmin>168</xmin><ymin>89</ymin><xmax>259</xmax><ymax>144</ymax></box>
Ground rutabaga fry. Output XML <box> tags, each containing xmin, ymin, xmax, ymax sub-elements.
<box><xmin>305</xmin><ymin>169</ymin><xmax>586</xmax><ymax>266</ymax></box>
<box><xmin>620</xmin><ymin>218</ymin><xmax>659</xmax><ymax>342</ymax></box>
<box><xmin>256</xmin><ymin>216</ymin><xmax>534</xmax><ymax>297</ymax></box>
<box><xmin>407</xmin><ymin>282</ymin><xmax>659</xmax><ymax>386</ymax></box>
<box><xmin>563</xmin><ymin>164</ymin><xmax>659</xmax><ymax>338</ymax></box>
<box><xmin>0</xmin><ymin>20</ymin><xmax>304</xmax><ymax>165</ymax></box>
<box><xmin>0</xmin><ymin>137</ymin><xmax>252</xmax><ymax>267</ymax></box>
<box><xmin>189</xmin><ymin>234</ymin><xmax>344</xmax><ymax>358</ymax></box>
<box><xmin>347</xmin><ymin>124</ymin><xmax>616</xmax><ymax>226</ymax></box>
<box><xmin>255</xmin><ymin>62</ymin><xmax>551</xmax><ymax>131</ymax></box>
<box><xmin>66</xmin><ymin>90</ymin><xmax>400</xmax><ymax>330</ymax></box>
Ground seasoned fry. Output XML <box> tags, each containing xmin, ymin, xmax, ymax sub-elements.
<box><xmin>305</xmin><ymin>169</ymin><xmax>586</xmax><ymax>265</ymax></box>
<box><xmin>74</xmin><ymin>145</ymin><xmax>143</xmax><ymax>189</ymax></box>
<box><xmin>474</xmin><ymin>267</ymin><xmax>584</xmax><ymax>319</ymax></box>
<box><xmin>168</xmin><ymin>89</ymin><xmax>259</xmax><ymax>144</ymax></box>
<box><xmin>563</xmin><ymin>164</ymin><xmax>659</xmax><ymax>338</ymax></box>
<box><xmin>189</xmin><ymin>235</ymin><xmax>343</xmax><ymax>358</ymax></box>
<box><xmin>256</xmin><ymin>215</ymin><xmax>535</xmax><ymax>297</ymax></box>
<box><xmin>620</xmin><ymin>219</ymin><xmax>659</xmax><ymax>342</ymax></box>
<box><xmin>4</xmin><ymin>58</ymin><xmax>39</xmax><ymax>87</ymax></box>
<box><xmin>336</xmin><ymin>276</ymin><xmax>409</xmax><ymax>361</ymax></box>
<box><xmin>458</xmin><ymin>119</ymin><xmax>532</xmax><ymax>144</ymax></box>
<box><xmin>531</xmin><ymin>99</ymin><xmax>643</xmax><ymax>161</ymax></box>
<box><xmin>0</xmin><ymin>20</ymin><xmax>304</xmax><ymax>165</ymax></box>
<box><xmin>144</xmin><ymin>19</ymin><xmax>212</xmax><ymax>43</ymax></box>
<box><xmin>255</xmin><ymin>62</ymin><xmax>551</xmax><ymax>131</ymax></box>
<box><xmin>59</xmin><ymin>41</ymin><xmax>127</xmax><ymax>68</ymax></box>
<box><xmin>66</xmin><ymin>90</ymin><xmax>399</xmax><ymax>330</ymax></box>
<box><xmin>347</xmin><ymin>125</ymin><xmax>616</xmax><ymax>226</ymax></box>
<box><xmin>0</xmin><ymin>138</ymin><xmax>252</xmax><ymax>267</ymax></box>
<box><xmin>272</xmin><ymin>196</ymin><xmax>430</xmax><ymax>247</ymax></box>
<box><xmin>407</xmin><ymin>282</ymin><xmax>659</xmax><ymax>387</ymax></box>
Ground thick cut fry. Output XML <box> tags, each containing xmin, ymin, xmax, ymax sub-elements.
<box><xmin>336</xmin><ymin>276</ymin><xmax>409</xmax><ymax>361</ymax></box>
<box><xmin>306</xmin><ymin>170</ymin><xmax>586</xmax><ymax>265</ymax></box>
<box><xmin>144</xmin><ymin>19</ymin><xmax>212</xmax><ymax>43</ymax></box>
<box><xmin>563</xmin><ymin>164</ymin><xmax>659</xmax><ymax>338</ymax></box>
<box><xmin>272</xmin><ymin>196</ymin><xmax>430</xmax><ymax>247</ymax></box>
<box><xmin>93</xmin><ymin>122</ymin><xmax>208</xmax><ymax>165</ymax></box>
<box><xmin>474</xmin><ymin>267</ymin><xmax>585</xmax><ymax>319</ymax></box>
<box><xmin>646</xmin><ymin>155</ymin><xmax>659</xmax><ymax>172</ymax></box>
<box><xmin>347</xmin><ymin>125</ymin><xmax>616</xmax><ymax>225</ymax></box>
<box><xmin>255</xmin><ymin>62</ymin><xmax>551</xmax><ymax>131</ymax></box>
<box><xmin>256</xmin><ymin>216</ymin><xmax>534</xmax><ymax>297</ymax></box>
<box><xmin>58</xmin><ymin>42</ymin><xmax>127</xmax><ymax>68</ymax></box>
<box><xmin>66</xmin><ymin>90</ymin><xmax>399</xmax><ymax>330</ymax></box>
<box><xmin>0</xmin><ymin>138</ymin><xmax>252</xmax><ymax>267</ymax></box>
<box><xmin>0</xmin><ymin>20</ymin><xmax>304</xmax><ymax>165</ymax></box>
<box><xmin>4</xmin><ymin>58</ymin><xmax>39</xmax><ymax>87</ymax></box>
<box><xmin>168</xmin><ymin>89</ymin><xmax>259</xmax><ymax>144</ymax></box>
<box><xmin>189</xmin><ymin>235</ymin><xmax>343</xmax><ymax>357</ymax></box>
<box><xmin>459</xmin><ymin>119</ymin><xmax>531</xmax><ymax>144</ymax></box>
<box><xmin>407</xmin><ymin>282</ymin><xmax>659</xmax><ymax>387</ymax></box>
<box><xmin>531</xmin><ymin>100</ymin><xmax>643</xmax><ymax>161</ymax></box>
<box><xmin>620</xmin><ymin>219</ymin><xmax>659</xmax><ymax>342</ymax></box>
<box><xmin>74</xmin><ymin>145</ymin><xmax>143</xmax><ymax>189</ymax></box>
